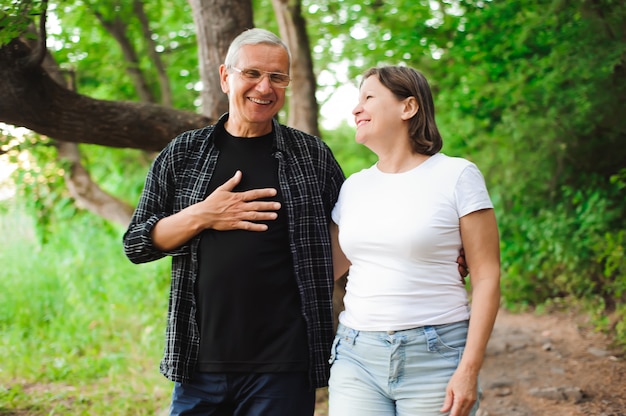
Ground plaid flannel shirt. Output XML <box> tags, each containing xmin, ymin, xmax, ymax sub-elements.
<box><xmin>123</xmin><ymin>114</ymin><xmax>345</xmax><ymax>388</ymax></box>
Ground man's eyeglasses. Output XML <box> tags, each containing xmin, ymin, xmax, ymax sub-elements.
<box><xmin>230</xmin><ymin>67</ymin><xmax>291</xmax><ymax>88</ymax></box>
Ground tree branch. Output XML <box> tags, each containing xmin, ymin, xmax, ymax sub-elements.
<box><xmin>133</xmin><ymin>0</ymin><xmax>173</xmax><ymax>107</ymax></box>
<box><xmin>57</xmin><ymin>140</ymin><xmax>135</xmax><ymax>226</ymax></box>
<box><xmin>0</xmin><ymin>38</ymin><xmax>212</xmax><ymax>152</ymax></box>
<box><xmin>26</xmin><ymin>0</ymin><xmax>48</xmax><ymax>69</ymax></box>
<box><xmin>93</xmin><ymin>8</ymin><xmax>155</xmax><ymax>103</ymax></box>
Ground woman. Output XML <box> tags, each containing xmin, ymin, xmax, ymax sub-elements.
<box><xmin>328</xmin><ymin>66</ymin><xmax>501</xmax><ymax>416</ymax></box>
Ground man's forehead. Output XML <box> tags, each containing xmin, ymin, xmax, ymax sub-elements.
<box><xmin>238</xmin><ymin>44</ymin><xmax>289</xmax><ymax>70</ymax></box>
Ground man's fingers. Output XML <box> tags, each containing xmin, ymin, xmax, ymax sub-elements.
<box><xmin>243</xmin><ymin>200</ymin><xmax>281</xmax><ymax>212</ymax></box>
<box><xmin>238</xmin><ymin>221</ymin><xmax>270</xmax><ymax>232</ymax></box>
<box><xmin>216</xmin><ymin>172</ymin><xmax>278</xmax><ymax>203</ymax></box>
<box><xmin>458</xmin><ymin>259</ymin><xmax>469</xmax><ymax>278</ymax></box>
<box><xmin>205</xmin><ymin>171</ymin><xmax>281</xmax><ymax>232</ymax></box>
<box><xmin>215</xmin><ymin>170</ymin><xmax>243</xmax><ymax>192</ymax></box>
<box><xmin>233</xmin><ymin>211</ymin><xmax>278</xmax><ymax>232</ymax></box>
<box><xmin>239</xmin><ymin>187</ymin><xmax>278</xmax><ymax>202</ymax></box>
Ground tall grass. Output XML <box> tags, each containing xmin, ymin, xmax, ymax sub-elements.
<box><xmin>0</xmin><ymin>201</ymin><xmax>173</xmax><ymax>414</ymax></box>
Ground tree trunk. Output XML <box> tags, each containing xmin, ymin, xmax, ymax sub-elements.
<box><xmin>271</xmin><ymin>0</ymin><xmax>320</xmax><ymax>136</ymax></box>
<box><xmin>188</xmin><ymin>0</ymin><xmax>253</xmax><ymax>119</ymax></box>
<box><xmin>56</xmin><ymin>141</ymin><xmax>135</xmax><ymax>225</ymax></box>
<box><xmin>39</xmin><ymin>48</ymin><xmax>136</xmax><ymax>227</ymax></box>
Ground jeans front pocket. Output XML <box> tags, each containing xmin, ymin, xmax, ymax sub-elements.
<box><xmin>328</xmin><ymin>334</ymin><xmax>341</xmax><ymax>364</ymax></box>
<box><xmin>424</xmin><ymin>321</ymin><xmax>468</xmax><ymax>365</ymax></box>
<box><xmin>329</xmin><ymin>323</ymin><xmax>360</xmax><ymax>364</ymax></box>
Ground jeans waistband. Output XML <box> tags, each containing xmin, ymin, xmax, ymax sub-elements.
<box><xmin>336</xmin><ymin>320</ymin><xmax>469</xmax><ymax>337</ymax></box>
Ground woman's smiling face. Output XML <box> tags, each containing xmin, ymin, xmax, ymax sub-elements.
<box><xmin>352</xmin><ymin>75</ymin><xmax>408</xmax><ymax>149</ymax></box>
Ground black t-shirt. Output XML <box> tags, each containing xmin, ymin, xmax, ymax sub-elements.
<box><xmin>195</xmin><ymin>126</ymin><xmax>308</xmax><ymax>373</ymax></box>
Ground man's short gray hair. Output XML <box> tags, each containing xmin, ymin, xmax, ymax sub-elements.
<box><xmin>224</xmin><ymin>28</ymin><xmax>291</xmax><ymax>70</ymax></box>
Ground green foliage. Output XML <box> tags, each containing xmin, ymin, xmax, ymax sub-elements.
<box><xmin>0</xmin><ymin>197</ymin><xmax>172</xmax><ymax>413</ymax></box>
<box><xmin>1</xmin><ymin>127</ymin><xmax>169</xmax><ymax>413</ymax></box>
<box><xmin>6</xmin><ymin>134</ymin><xmax>70</xmax><ymax>244</ymax></box>
<box><xmin>305</xmin><ymin>0</ymin><xmax>626</xmax><ymax>193</ymax></box>
<box><xmin>595</xmin><ymin>230</ymin><xmax>626</xmax><ymax>304</ymax></box>
<box><xmin>252</xmin><ymin>0</ymin><xmax>281</xmax><ymax>35</ymax></box>
<box><xmin>498</xmin><ymin>175</ymin><xmax>626</xmax><ymax>344</ymax></box>
<box><xmin>304</xmin><ymin>0</ymin><xmax>458</xmax><ymax>81</ymax></box>
<box><xmin>321</xmin><ymin>122</ymin><xmax>376</xmax><ymax>176</ymax></box>
<box><xmin>500</xmin><ymin>181</ymin><xmax>620</xmax><ymax>304</ymax></box>
<box><xmin>3</xmin><ymin>127</ymin><xmax>151</xmax><ymax>244</ymax></box>
<box><xmin>45</xmin><ymin>0</ymin><xmax>199</xmax><ymax>109</ymax></box>
<box><xmin>437</xmin><ymin>0</ymin><xmax>626</xmax><ymax>193</ymax></box>
<box><xmin>592</xmin><ymin>172</ymin><xmax>626</xmax><ymax>340</ymax></box>
<box><xmin>395</xmin><ymin>0</ymin><xmax>626</xmax><ymax>343</ymax></box>
<box><xmin>79</xmin><ymin>144</ymin><xmax>155</xmax><ymax>204</ymax></box>
<box><xmin>0</xmin><ymin>0</ymin><xmax>45</xmax><ymax>45</ymax></box>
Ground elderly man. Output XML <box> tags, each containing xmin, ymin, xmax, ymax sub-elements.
<box><xmin>123</xmin><ymin>28</ymin><xmax>344</xmax><ymax>415</ymax></box>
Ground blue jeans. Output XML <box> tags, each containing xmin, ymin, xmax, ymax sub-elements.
<box><xmin>328</xmin><ymin>321</ymin><xmax>479</xmax><ymax>416</ymax></box>
<box><xmin>169</xmin><ymin>372</ymin><xmax>315</xmax><ymax>416</ymax></box>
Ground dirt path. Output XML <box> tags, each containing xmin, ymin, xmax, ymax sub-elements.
<box><xmin>315</xmin><ymin>309</ymin><xmax>626</xmax><ymax>415</ymax></box>
<box><xmin>478</xmin><ymin>309</ymin><xmax>625</xmax><ymax>415</ymax></box>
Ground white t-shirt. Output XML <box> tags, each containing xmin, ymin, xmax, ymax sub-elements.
<box><xmin>332</xmin><ymin>153</ymin><xmax>493</xmax><ymax>331</ymax></box>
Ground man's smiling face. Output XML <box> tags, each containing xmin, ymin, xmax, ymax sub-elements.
<box><xmin>220</xmin><ymin>44</ymin><xmax>289</xmax><ymax>137</ymax></box>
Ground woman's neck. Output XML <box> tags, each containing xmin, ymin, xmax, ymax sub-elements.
<box><xmin>376</xmin><ymin>151</ymin><xmax>430</xmax><ymax>173</ymax></box>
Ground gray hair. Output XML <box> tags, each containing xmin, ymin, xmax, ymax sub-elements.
<box><xmin>224</xmin><ymin>28</ymin><xmax>291</xmax><ymax>70</ymax></box>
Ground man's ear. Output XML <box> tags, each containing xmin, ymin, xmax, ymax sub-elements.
<box><xmin>219</xmin><ymin>64</ymin><xmax>230</xmax><ymax>94</ymax></box>
<box><xmin>401</xmin><ymin>96</ymin><xmax>419</xmax><ymax>120</ymax></box>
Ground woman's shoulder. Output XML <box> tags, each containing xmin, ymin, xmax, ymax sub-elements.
<box><xmin>344</xmin><ymin>164</ymin><xmax>377</xmax><ymax>181</ymax></box>
<box><xmin>430</xmin><ymin>153</ymin><xmax>480</xmax><ymax>175</ymax></box>
<box><xmin>433</xmin><ymin>152</ymin><xmax>475</xmax><ymax>167</ymax></box>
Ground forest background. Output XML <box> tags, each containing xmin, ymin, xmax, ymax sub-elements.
<box><xmin>1</xmin><ymin>0</ymin><xmax>625</xmax><ymax>414</ymax></box>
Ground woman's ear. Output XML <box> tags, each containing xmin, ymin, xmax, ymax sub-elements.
<box><xmin>401</xmin><ymin>96</ymin><xmax>419</xmax><ymax>120</ymax></box>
